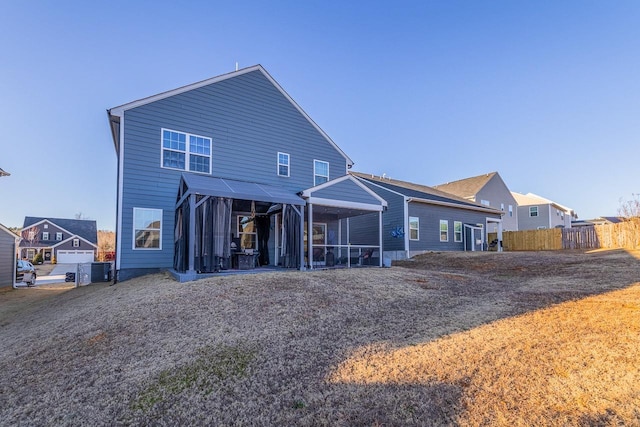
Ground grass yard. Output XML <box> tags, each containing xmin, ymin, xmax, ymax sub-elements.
<box><xmin>1</xmin><ymin>250</ymin><xmax>639</xmax><ymax>426</ymax></box>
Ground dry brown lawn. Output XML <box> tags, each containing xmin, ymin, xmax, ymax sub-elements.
<box><xmin>1</xmin><ymin>250</ymin><xmax>639</xmax><ymax>426</ymax></box>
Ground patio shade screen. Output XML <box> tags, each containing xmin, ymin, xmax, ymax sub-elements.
<box><xmin>195</xmin><ymin>197</ymin><xmax>233</xmax><ymax>273</ymax></box>
<box><xmin>281</xmin><ymin>204</ymin><xmax>301</xmax><ymax>268</ymax></box>
<box><xmin>173</xmin><ymin>199</ymin><xmax>189</xmax><ymax>272</ymax></box>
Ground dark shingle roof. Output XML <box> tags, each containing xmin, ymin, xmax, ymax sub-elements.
<box><xmin>22</xmin><ymin>217</ymin><xmax>98</xmax><ymax>244</ymax></box>
<box><xmin>351</xmin><ymin>172</ymin><xmax>500</xmax><ymax>212</ymax></box>
<box><xmin>432</xmin><ymin>172</ymin><xmax>497</xmax><ymax>199</ymax></box>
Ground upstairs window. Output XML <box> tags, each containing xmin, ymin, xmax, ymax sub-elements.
<box><xmin>42</xmin><ymin>232</ymin><xmax>49</xmax><ymax>240</ymax></box>
<box><xmin>72</xmin><ymin>238</ymin><xmax>80</xmax><ymax>247</ymax></box>
<box><xmin>277</xmin><ymin>152</ymin><xmax>290</xmax><ymax>177</ymax></box>
<box><xmin>481</xmin><ymin>200</ymin><xmax>490</xmax><ymax>206</ymax></box>
<box><xmin>314</xmin><ymin>160</ymin><xmax>329</xmax><ymax>186</ymax></box>
<box><xmin>508</xmin><ymin>205</ymin><xmax>513</xmax><ymax>217</ymax></box>
<box><xmin>409</xmin><ymin>217</ymin><xmax>419</xmax><ymax>240</ymax></box>
<box><xmin>161</xmin><ymin>129</ymin><xmax>211</xmax><ymax>174</ymax></box>
<box><xmin>530</xmin><ymin>206</ymin><xmax>538</xmax><ymax>217</ymax></box>
<box><xmin>56</xmin><ymin>232</ymin><xmax>63</xmax><ymax>241</ymax></box>
<box><xmin>440</xmin><ymin>220</ymin><xmax>449</xmax><ymax>242</ymax></box>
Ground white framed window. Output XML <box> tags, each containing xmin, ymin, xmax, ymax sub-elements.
<box><xmin>409</xmin><ymin>217</ymin><xmax>419</xmax><ymax>240</ymax></box>
<box><xmin>161</xmin><ymin>129</ymin><xmax>212</xmax><ymax>174</ymax></box>
<box><xmin>509</xmin><ymin>205</ymin><xmax>513</xmax><ymax>217</ymax></box>
<box><xmin>314</xmin><ymin>160</ymin><xmax>329</xmax><ymax>186</ymax></box>
<box><xmin>530</xmin><ymin>206</ymin><xmax>538</xmax><ymax>217</ymax></box>
<box><xmin>133</xmin><ymin>208</ymin><xmax>162</xmax><ymax>250</ymax></box>
<box><xmin>44</xmin><ymin>224</ymin><xmax>48</xmax><ymax>229</ymax></box>
<box><xmin>440</xmin><ymin>220</ymin><xmax>449</xmax><ymax>242</ymax></box>
<box><xmin>42</xmin><ymin>232</ymin><xmax>49</xmax><ymax>240</ymax></box>
<box><xmin>454</xmin><ymin>221</ymin><xmax>462</xmax><ymax>242</ymax></box>
<box><xmin>56</xmin><ymin>232</ymin><xmax>63</xmax><ymax>241</ymax></box>
<box><xmin>500</xmin><ymin>203</ymin><xmax>505</xmax><ymax>211</ymax></box>
<box><xmin>26</xmin><ymin>249</ymin><xmax>35</xmax><ymax>259</ymax></box>
<box><xmin>481</xmin><ymin>200</ymin><xmax>490</xmax><ymax>206</ymax></box>
<box><xmin>277</xmin><ymin>152</ymin><xmax>290</xmax><ymax>177</ymax></box>
<box><xmin>237</xmin><ymin>215</ymin><xmax>257</xmax><ymax>249</ymax></box>
<box><xmin>72</xmin><ymin>238</ymin><xmax>80</xmax><ymax>247</ymax></box>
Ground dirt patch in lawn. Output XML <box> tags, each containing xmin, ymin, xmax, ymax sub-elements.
<box><xmin>1</xmin><ymin>250</ymin><xmax>639</xmax><ymax>426</ymax></box>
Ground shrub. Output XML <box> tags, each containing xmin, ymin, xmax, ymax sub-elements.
<box><xmin>32</xmin><ymin>252</ymin><xmax>44</xmax><ymax>264</ymax></box>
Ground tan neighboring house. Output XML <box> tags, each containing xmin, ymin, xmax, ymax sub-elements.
<box><xmin>433</xmin><ymin>172</ymin><xmax>517</xmax><ymax>232</ymax></box>
<box><xmin>511</xmin><ymin>192</ymin><xmax>577</xmax><ymax>230</ymax></box>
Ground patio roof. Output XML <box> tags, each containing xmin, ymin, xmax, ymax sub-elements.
<box><xmin>179</xmin><ymin>173</ymin><xmax>304</xmax><ymax>206</ymax></box>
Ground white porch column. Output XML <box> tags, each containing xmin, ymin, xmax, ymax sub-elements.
<box><xmin>188</xmin><ymin>194</ymin><xmax>196</xmax><ymax>274</ymax></box>
<box><xmin>378</xmin><ymin>210</ymin><xmax>383</xmax><ymax>267</ymax></box>
<box><xmin>498</xmin><ymin>221</ymin><xmax>504</xmax><ymax>252</ymax></box>
<box><xmin>307</xmin><ymin>203</ymin><xmax>313</xmax><ymax>270</ymax></box>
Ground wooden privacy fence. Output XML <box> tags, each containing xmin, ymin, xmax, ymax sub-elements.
<box><xmin>488</xmin><ymin>220</ymin><xmax>640</xmax><ymax>251</ymax></box>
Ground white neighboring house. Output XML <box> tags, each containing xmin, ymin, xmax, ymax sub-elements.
<box><xmin>511</xmin><ymin>192</ymin><xmax>577</xmax><ymax>230</ymax></box>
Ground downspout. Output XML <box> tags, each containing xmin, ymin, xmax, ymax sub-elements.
<box><xmin>404</xmin><ymin>197</ymin><xmax>410</xmax><ymax>259</ymax></box>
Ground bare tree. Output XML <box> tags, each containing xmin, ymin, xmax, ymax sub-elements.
<box><xmin>97</xmin><ymin>230</ymin><xmax>115</xmax><ymax>261</ymax></box>
<box><xmin>21</xmin><ymin>226</ymin><xmax>40</xmax><ymax>259</ymax></box>
<box><xmin>618</xmin><ymin>194</ymin><xmax>640</xmax><ymax>220</ymax></box>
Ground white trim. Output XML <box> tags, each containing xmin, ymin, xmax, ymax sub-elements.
<box><xmin>161</xmin><ymin>128</ymin><xmax>212</xmax><ymax>174</ymax></box>
<box><xmin>303</xmin><ymin>197</ymin><xmax>384</xmax><ymax>212</ymax></box>
<box><xmin>132</xmin><ymin>207</ymin><xmax>163</xmax><ymax>250</ymax></box>
<box><xmin>107</xmin><ymin>64</ymin><xmax>354</xmax><ymax>167</ymax></box>
<box><xmin>354</xmin><ymin>176</ymin><xmax>406</xmax><ymax>198</ymax></box>
<box><xmin>42</xmin><ymin>231</ymin><xmax>49</xmax><ymax>241</ymax></box>
<box><xmin>313</xmin><ymin>159</ymin><xmax>329</xmax><ymax>186</ymax></box>
<box><xmin>301</xmin><ymin>175</ymin><xmax>387</xmax><ymax>206</ymax></box>
<box><xmin>404</xmin><ymin>197</ymin><xmax>410</xmax><ymax>255</ymax></box>
<box><xmin>115</xmin><ymin>115</ymin><xmax>125</xmax><ymax>270</ymax></box>
<box><xmin>51</xmin><ymin>234</ymin><xmax>98</xmax><ymax>249</ymax></box>
<box><xmin>277</xmin><ymin>152</ymin><xmax>290</xmax><ymax>177</ymax></box>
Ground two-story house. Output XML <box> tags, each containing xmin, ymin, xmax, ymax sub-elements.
<box><xmin>20</xmin><ymin>217</ymin><xmax>98</xmax><ymax>263</ymax></box>
<box><xmin>107</xmin><ymin>65</ymin><xmax>386</xmax><ymax>282</ymax></box>
<box><xmin>511</xmin><ymin>192</ymin><xmax>577</xmax><ymax>230</ymax></box>
<box><xmin>433</xmin><ymin>172</ymin><xmax>518</xmax><ymax>232</ymax></box>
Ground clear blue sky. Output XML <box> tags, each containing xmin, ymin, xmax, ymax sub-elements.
<box><xmin>1</xmin><ymin>1</ymin><xmax>639</xmax><ymax>230</ymax></box>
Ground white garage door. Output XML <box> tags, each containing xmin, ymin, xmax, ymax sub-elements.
<box><xmin>57</xmin><ymin>250</ymin><xmax>95</xmax><ymax>263</ymax></box>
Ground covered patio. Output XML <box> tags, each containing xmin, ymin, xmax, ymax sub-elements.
<box><xmin>171</xmin><ymin>173</ymin><xmax>387</xmax><ymax>282</ymax></box>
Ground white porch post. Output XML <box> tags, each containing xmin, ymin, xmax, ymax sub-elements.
<box><xmin>378</xmin><ymin>210</ymin><xmax>383</xmax><ymax>267</ymax></box>
<box><xmin>188</xmin><ymin>194</ymin><xmax>196</xmax><ymax>274</ymax></box>
<box><xmin>307</xmin><ymin>203</ymin><xmax>313</xmax><ymax>270</ymax></box>
<box><xmin>497</xmin><ymin>221</ymin><xmax>504</xmax><ymax>252</ymax></box>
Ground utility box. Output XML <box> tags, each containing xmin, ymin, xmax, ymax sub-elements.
<box><xmin>91</xmin><ymin>262</ymin><xmax>112</xmax><ymax>282</ymax></box>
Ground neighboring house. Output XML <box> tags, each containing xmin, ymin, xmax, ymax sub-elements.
<box><xmin>572</xmin><ymin>216</ymin><xmax>624</xmax><ymax>227</ymax></box>
<box><xmin>511</xmin><ymin>192</ymin><xmax>577</xmax><ymax>230</ymax></box>
<box><xmin>0</xmin><ymin>223</ymin><xmax>18</xmax><ymax>289</ymax></box>
<box><xmin>433</xmin><ymin>172</ymin><xmax>519</xmax><ymax>232</ymax></box>
<box><xmin>351</xmin><ymin>172</ymin><xmax>504</xmax><ymax>260</ymax></box>
<box><xmin>107</xmin><ymin>65</ymin><xmax>386</xmax><ymax>281</ymax></box>
<box><xmin>20</xmin><ymin>217</ymin><xmax>98</xmax><ymax>263</ymax></box>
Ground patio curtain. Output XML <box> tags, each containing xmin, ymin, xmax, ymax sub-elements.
<box><xmin>280</xmin><ymin>204</ymin><xmax>301</xmax><ymax>268</ymax></box>
<box><xmin>173</xmin><ymin>199</ymin><xmax>189</xmax><ymax>273</ymax></box>
<box><xmin>256</xmin><ymin>215</ymin><xmax>270</xmax><ymax>266</ymax></box>
<box><xmin>195</xmin><ymin>197</ymin><xmax>233</xmax><ymax>272</ymax></box>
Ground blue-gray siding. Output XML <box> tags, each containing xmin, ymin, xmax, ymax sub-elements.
<box><xmin>349</xmin><ymin>182</ymin><xmax>405</xmax><ymax>251</ymax></box>
<box><xmin>0</xmin><ymin>230</ymin><xmax>16</xmax><ymax>288</ymax></box>
<box><xmin>408</xmin><ymin>203</ymin><xmax>500</xmax><ymax>251</ymax></box>
<box><xmin>119</xmin><ymin>70</ymin><xmax>349</xmax><ymax>271</ymax></box>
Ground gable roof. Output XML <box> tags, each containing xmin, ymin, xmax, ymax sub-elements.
<box><xmin>0</xmin><ymin>223</ymin><xmax>18</xmax><ymax>239</ymax></box>
<box><xmin>511</xmin><ymin>192</ymin><xmax>575</xmax><ymax>215</ymax></box>
<box><xmin>22</xmin><ymin>217</ymin><xmax>98</xmax><ymax>244</ymax></box>
<box><xmin>433</xmin><ymin>172</ymin><xmax>498</xmax><ymax>199</ymax></box>
<box><xmin>351</xmin><ymin>172</ymin><xmax>502</xmax><ymax>214</ymax></box>
<box><xmin>107</xmin><ymin>64</ymin><xmax>354</xmax><ymax>167</ymax></box>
